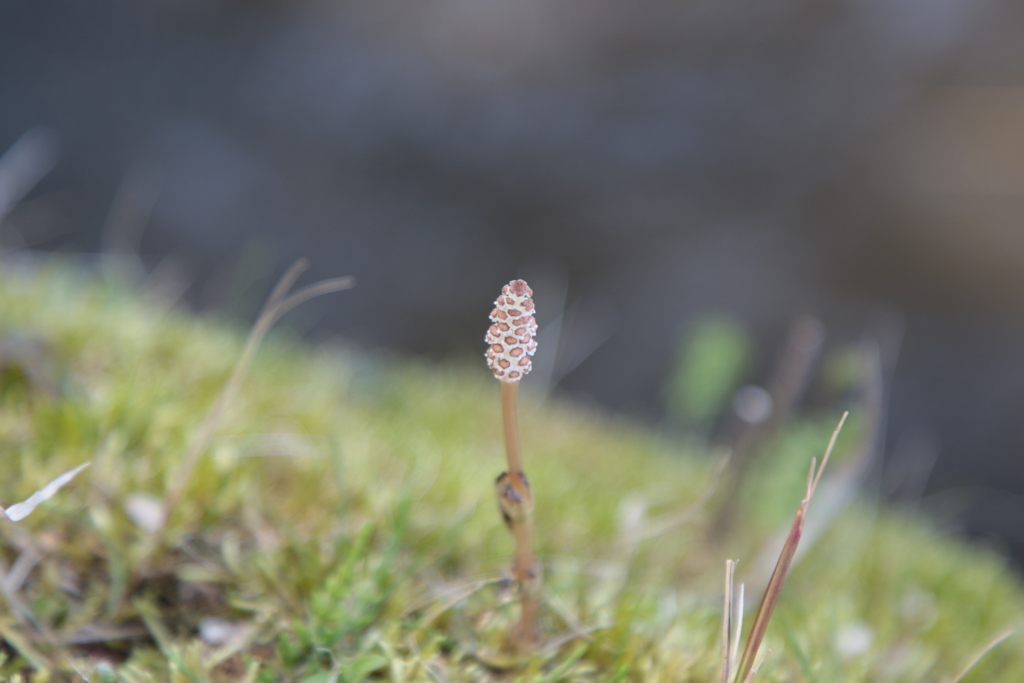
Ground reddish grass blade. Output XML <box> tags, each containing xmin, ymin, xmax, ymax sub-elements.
<box><xmin>732</xmin><ymin>412</ymin><xmax>848</xmax><ymax>683</ymax></box>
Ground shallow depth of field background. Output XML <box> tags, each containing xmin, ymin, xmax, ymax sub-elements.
<box><xmin>3</xmin><ymin>1</ymin><xmax>1024</xmax><ymax>564</ymax></box>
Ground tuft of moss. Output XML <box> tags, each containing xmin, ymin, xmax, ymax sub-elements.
<box><xmin>0</xmin><ymin>257</ymin><xmax>1020</xmax><ymax>681</ymax></box>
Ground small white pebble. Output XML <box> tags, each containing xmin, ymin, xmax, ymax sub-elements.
<box><xmin>837</xmin><ymin>621</ymin><xmax>874</xmax><ymax>658</ymax></box>
<box><xmin>900</xmin><ymin>584</ymin><xmax>938</xmax><ymax>624</ymax></box>
<box><xmin>199</xmin><ymin>618</ymin><xmax>245</xmax><ymax>646</ymax></box>
<box><xmin>733</xmin><ymin>385</ymin><xmax>773</xmax><ymax>425</ymax></box>
<box><xmin>657</xmin><ymin>589</ymin><xmax>678</xmax><ymax>623</ymax></box>
<box><xmin>617</xmin><ymin>495</ymin><xmax>648</xmax><ymax>535</ymax></box>
<box><xmin>125</xmin><ymin>493</ymin><xmax>164</xmax><ymax>533</ymax></box>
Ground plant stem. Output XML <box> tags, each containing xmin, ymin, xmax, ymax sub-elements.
<box><xmin>499</xmin><ymin>380</ymin><xmax>538</xmax><ymax>647</ymax></box>
<box><xmin>501</xmin><ymin>381</ymin><xmax>525</xmax><ymax>478</ymax></box>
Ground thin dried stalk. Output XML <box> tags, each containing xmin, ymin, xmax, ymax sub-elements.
<box><xmin>636</xmin><ymin>450</ymin><xmax>730</xmax><ymax>544</ymax></box>
<box><xmin>0</xmin><ymin>127</ymin><xmax>59</xmax><ymax>224</ymax></box>
<box><xmin>712</xmin><ymin>316</ymin><xmax>824</xmax><ymax>535</ymax></box>
<box><xmin>948</xmin><ymin>629</ymin><xmax>1013</xmax><ymax>683</ymax></box>
<box><xmin>137</xmin><ymin>259</ymin><xmax>353</xmax><ymax>564</ymax></box>
<box><xmin>720</xmin><ymin>559</ymin><xmax>736</xmax><ymax>683</ymax></box>
<box><xmin>732</xmin><ymin>412</ymin><xmax>847</xmax><ymax>683</ymax></box>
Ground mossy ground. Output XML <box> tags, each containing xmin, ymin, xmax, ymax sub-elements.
<box><xmin>0</xmin><ymin>258</ymin><xmax>1021</xmax><ymax>682</ymax></box>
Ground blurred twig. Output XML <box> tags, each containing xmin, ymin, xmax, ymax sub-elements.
<box><xmin>746</xmin><ymin>340</ymin><xmax>887</xmax><ymax>593</ymax></box>
<box><xmin>711</xmin><ymin>315</ymin><xmax>825</xmax><ymax>535</ymax></box>
<box><xmin>101</xmin><ymin>165</ymin><xmax>161</xmax><ymax>278</ymax></box>
<box><xmin>0</xmin><ymin>128</ymin><xmax>59</xmax><ymax>226</ymax></box>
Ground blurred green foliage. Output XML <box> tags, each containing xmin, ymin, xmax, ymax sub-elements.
<box><xmin>665</xmin><ymin>315</ymin><xmax>752</xmax><ymax>433</ymax></box>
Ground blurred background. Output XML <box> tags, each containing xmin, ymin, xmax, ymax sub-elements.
<box><xmin>3</xmin><ymin>0</ymin><xmax>1024</xmax><ymax>565</ymax></box>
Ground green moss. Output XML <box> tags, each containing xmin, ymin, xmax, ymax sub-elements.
<box><xmin>0</xmin><ymin>258</ymin><xmax>1021</xmax><ymax>681</ymax></box>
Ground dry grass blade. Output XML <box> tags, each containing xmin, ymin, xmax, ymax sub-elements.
<box><xmin>401</xmin><ymin>572</ymin><xmax>502</xmax><ymax>617</ymax></box>
<box><xmin>275</xmin><ymin>277</ymin><xmax>355</xmax><ymax>318</ymax></box>
<box><xmin>751</xmin><ymin>648</ymin><xmax>771</xmax><ymax>677</ymax></box>
<box><xmin>101</xmin><ymin>165</ymin><xmax>160</xmax><ymax>262</ymax></box>
<box><xmin>416</xmin><ymin>577</ymin><xmax>505</xmax><ymax>628</ymax></box>
<box><xmin>138</xmin><ymin>259</ymin><xmax>354</xmax><ymax>562</ymax></box>
<box><xmin>732</xmin><ymin>412</ymin><xmax>848</xmax><ymax>683</ymax></box>
<box><xmin>948</xmin><ymin>629</ymin><xmax>1013</xmax><ymax>683</ymax></box>
<box><xmin>0</xmin><ymin>619</ymin><xmax>50</xmax><ymax>672</ymax></box>
<box><xmin>810</xmin><ymin>412</ymin><xmax>847</xmax><ymax>496</ymax></box>
<box><xmin>543</xmin><ymin>588</ymin><xmax>595</xmax><ymax>643</ymax></box>
<box><xmin>4</xmin><ymin>546</ymin><xmax>42</xmax><ymax>594</ymax></box>
<box><xmin>734</xmin><ymin>473</ymin><xmax>807</xmax><ymax>683</ymax></box>
<box><xmin>538</xmin><ymin>624</ymin><xmax>610</xmax><ymax>655</ymax></box>
<box><xmin>0</xmin><ymin>462</ymin><xmax>90</xmax><ymax>522</ymax></box>
<box><xmin>635</xmin><ymin>450</ymin><xmax>730</xmax><ymax>544</ymax></box>
<box><xmin>0</xmin><ymin>127</ymin><xmax>59</xmax><ymax>224</ymax></box>
<box><xmin>793</xmin><ymin>342</ymin><xmax>885</xmax><ymax>553</ymax></box>
<box><xmin>720</xmin><ymin>559</ymin><xmax>736</xmax><ymax>683</ymax></box>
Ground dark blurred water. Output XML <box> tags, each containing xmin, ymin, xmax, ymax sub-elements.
<box><xmin>4</xmin><ymin>0</ymin><xmax>1024</xmax><ymax>563</ymax></box>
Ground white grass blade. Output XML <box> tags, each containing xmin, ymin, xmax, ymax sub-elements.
<box><xmin>1</xmin><ymin>462</ymin><xmax>90</xmax><ymax>522</ymax></box>
<box><xmin>720</xmin><ymin>559</ymin><xmax>736</xmax><ymax>683</ymax></box>
<box><xmin>731</xmin><ymin>583</ymin><xmax>744</xmax><ymax>670</ymax></box>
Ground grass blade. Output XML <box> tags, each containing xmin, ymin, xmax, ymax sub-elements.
<box><xmin>732</xmin><ymin>412</ymin><xmax>847</xmax><ymax>683</ymax></box>
<box><xmin>733</xmin><ymin>490</ymin><xmax>807</xmax><ymax>683</ymax></box>
<box><xmin>0</xmin><ymin>618</ymin><xmax>50</xmax><ymax>672</ymax></box>
<box><xmin>949</xmin><ymin>629</ymin><xmax>1013</xmax><ymax>683</ymax></box>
